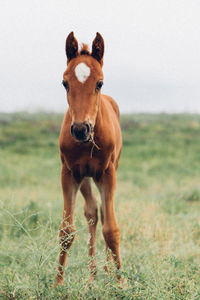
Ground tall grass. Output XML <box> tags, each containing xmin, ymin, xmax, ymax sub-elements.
<box><xmin>1</xmin><ymin>113</ymin><xmax>200</xmax><ymax>299</ymax></box>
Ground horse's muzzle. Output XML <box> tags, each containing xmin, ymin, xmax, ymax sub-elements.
<box><xmin>70</xmin><ymin>122</ymin><xmax>92</xmax><ymax>142</ymax></box>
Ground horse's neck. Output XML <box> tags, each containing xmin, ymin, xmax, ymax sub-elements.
<box><xmin>94</xmin><ymin>96</ymin><xmax>104</xmax><ymax>137</ymax></box>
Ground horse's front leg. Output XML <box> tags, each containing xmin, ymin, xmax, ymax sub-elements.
<box><xmin>55</xmin><ymin>163</ymin><xmax>79</xmax><ymax>285</ymax></box>
<box><xmin>95</xmin><ymin>163</ymin><xmax>121</xmax><ymax>276</ymax></box>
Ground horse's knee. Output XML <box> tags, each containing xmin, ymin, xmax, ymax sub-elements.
<box><xmin>103</xmin><ymin>226</ymin><xmax>120</xmax><ymax>252</ymax></box>
<box><xmin>59</xmin><ymin>223</ymin><xmax>76</xmax><ymax>250</ymax></box>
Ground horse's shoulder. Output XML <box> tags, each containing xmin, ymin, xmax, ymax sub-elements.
<box><xmin>101</xmin><ymin>94</ymin><xmax>120</xmax><ymax>120</ymax></box>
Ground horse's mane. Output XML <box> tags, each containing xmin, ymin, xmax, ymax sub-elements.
<box><xmin>79</xmin><ymin>43</ymin><xmax>90</xmax><ymax>56</ymax></box>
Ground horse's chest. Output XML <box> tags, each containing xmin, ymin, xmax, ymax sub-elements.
<box><xmin>64</xmin><ymin>151</ymin><xmax>109</xmax><ymax>183</ymax></box>
<box><xmin>62</xmin><ymin>142</ymin><xmax>111</xmax><ymax>182</ymax></box>
<box><xmin>70</xmin><ymin>161</ymin><xmax>101</xmax><ymax>183</ymax></box>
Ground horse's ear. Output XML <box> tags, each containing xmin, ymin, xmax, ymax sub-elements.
<box><xmin>65</xmin><ymin>32</ymin><xmax>78</xmax><ymax>63</ymax></box>
<box><xmin>91</xmin><ymin>32</ymin><xmax>104</xmax><ymax>65</ymax></box>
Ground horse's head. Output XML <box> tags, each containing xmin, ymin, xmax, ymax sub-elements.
<box><xmin>62</xmin><ymin>32</ymin><xmax>104</xmax><ymax>142</ymax></box>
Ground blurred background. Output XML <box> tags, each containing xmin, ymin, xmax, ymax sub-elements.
<box><xmin>0</xmin><ymin>0</ymin><xmax>200</xmax><ymax>113</ymax></box>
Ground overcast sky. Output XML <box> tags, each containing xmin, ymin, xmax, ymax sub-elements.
<box><xmin>0</xmin><ymin>0</ymin><xmax>200</xmax><ymax>113</ymax></box>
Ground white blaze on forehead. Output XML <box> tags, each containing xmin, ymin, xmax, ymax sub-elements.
<box><xmin>74</xmin><ymin>62</ymin><xmax>91</xmax><ymax>83</ymax></box>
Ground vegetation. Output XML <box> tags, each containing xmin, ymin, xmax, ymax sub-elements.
<box><xmin>0</xmin><ymin>112</ymin><xmax>200</xmax><ymax>299</ymax></box>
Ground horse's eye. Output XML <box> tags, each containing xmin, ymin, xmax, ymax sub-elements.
<box><xmin>96</xmin><ymin>80</ymin><xmax>103</xmax><ymax>92</ymax></box>
<box><xmin>62</xmin><ymin>80</ymin><xmax>69</xmax><ymax>91</ymax></box>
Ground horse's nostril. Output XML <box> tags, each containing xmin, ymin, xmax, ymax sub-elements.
<box><xmin>70</xmin><ymin>124</ymin><xmax>74</xmax><ymax>136</ymax></box>
<box><xmin>85</xmin><ymin>123</ymin><xmax>90</xmax><ymax>134</ymax></box>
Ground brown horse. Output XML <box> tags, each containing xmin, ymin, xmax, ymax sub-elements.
<box><xmin>55</xmin><ymin>32</ymin><xmax>122</xmax><ymax>285</ymax></box>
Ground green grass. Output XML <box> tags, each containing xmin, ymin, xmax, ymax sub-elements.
<box><xmin>1</xmin><ymin>112</ymin><xmax>200</xmax><ymax>299</ymax></box>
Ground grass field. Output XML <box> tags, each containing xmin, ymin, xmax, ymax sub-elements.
<box><xmin>1</xmin><ymin>112</ymin><xmax>200</xmax><ymax>299</ymax></box>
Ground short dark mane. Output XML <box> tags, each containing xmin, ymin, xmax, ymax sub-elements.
<box><xmin>80</xmin><ymin>43</ymin><xmax>90</xmax><ymax>56</ymax></box>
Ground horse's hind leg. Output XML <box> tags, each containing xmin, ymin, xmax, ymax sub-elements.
<box><xmin>80</xmin><ymin>177</ymin><xmax>98</xmax><ymax>279</ymax></box>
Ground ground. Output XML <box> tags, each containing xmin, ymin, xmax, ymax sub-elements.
<box><xmin>0</xmin><ymin>112</ymin><xmax>200</xmax><ymax>299</ymax></box>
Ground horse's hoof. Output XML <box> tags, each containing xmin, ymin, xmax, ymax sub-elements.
<box><xmin>89</xmin><ymin>274</ymin><xmax>95</xmax><ymax>284</ymax></box>
<box><xmin>117</xmin><ymin>276</ymin><xmax>128</xmax><ymax>289</ymax></box>
<box><xmin>54</xmin><ymin>275</ymin><xmax>64</xmax><ymax>287</ymax></box>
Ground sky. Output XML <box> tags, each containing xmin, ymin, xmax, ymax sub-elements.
<box><xmin>0</xmin><ymin>0</ymin><xmax>200</xmax><ymax>113</ymax></box>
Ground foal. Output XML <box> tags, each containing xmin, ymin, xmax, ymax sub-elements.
<box><xmin>56</xmin><ymin>32</ymin><xmax>122</xmax><ymax>285</ymax></box>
